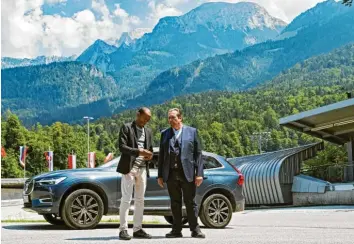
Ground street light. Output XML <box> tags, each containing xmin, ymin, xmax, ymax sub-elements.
<box><xmin>83</xmin><ymin>116</ymin><xmax>94</xmax><ymax>158</ymax></box>
<box><xmin>251</xmin><ymin>131</ymin><xmax>271</xmax><ymax>154</ymax></box>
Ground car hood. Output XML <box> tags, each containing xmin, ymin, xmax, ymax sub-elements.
<box><xmin>32</xmin><ymin>167</ymin><xmax>108</xmax><ymax>180</ymax></box>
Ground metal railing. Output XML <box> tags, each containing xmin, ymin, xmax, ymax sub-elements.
<box><xmin>301</xmin><ymin>163</ymin><xmax>354</xmax><ymax>183</ymax></box>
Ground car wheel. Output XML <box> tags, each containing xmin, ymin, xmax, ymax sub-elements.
<box><xmin>164</xmin><ymin>216</ymin><xmax>188</xmax><ymax>225</ymax></box>
<box><xmin>43</xmin><ymin>214</ymin><xmax>64</xmax><ymax>225</ymax></box>
<box><xmin>199</xmin><ymin>194</ymin><xmax>232</xmax><ymax>228</ymax></box>
<box><xmin>61</xmin><ymin>189</ymin><xmax>104</xmax><ymax>229</ymax></box>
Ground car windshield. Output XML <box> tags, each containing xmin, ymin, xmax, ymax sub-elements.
<box><xmin>99</xmin><ymin>157</ymin><xmax>120</xmax><ymax>168</ymax></box>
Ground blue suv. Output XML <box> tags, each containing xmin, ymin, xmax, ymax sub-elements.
<box><xmin>23</xmin><ymin>148</ymin><xmax>244</xmax><ymax>229</ymax></box>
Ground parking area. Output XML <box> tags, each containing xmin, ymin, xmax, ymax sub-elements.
<box><xmin>2</xmin><ymin>205</ymin><xmax>354</xmax><ymax>244</ymax></box>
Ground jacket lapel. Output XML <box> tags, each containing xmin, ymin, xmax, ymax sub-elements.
<box><xmin>180</xmin><ymin>126</ymin><xmax>185</xmax><ymax>156</ymax></box>
<box><xmin>145</xmin><ymin>128</ymin><xmax>150</xmax><ymax>149</ymax></box>
<box><xmin>131</xmin><ymin>121</ymin><xmax>138</xmax><ymax>147</ymax></box>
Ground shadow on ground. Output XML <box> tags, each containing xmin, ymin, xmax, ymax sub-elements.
<box><xmin>2</xmin><ymin>223</ymin><xmax>234</xmax><ymax>231</ymax></box>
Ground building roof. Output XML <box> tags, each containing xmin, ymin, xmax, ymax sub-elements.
<box><xmin>227</xmin><ymin>142</ymin><xmax>324</xmax><ymax>205</ymax></box>
<box><xmin>279</xmin><ymin>98</ymin><xmax>354</xmax><ymax>145</ymax></box>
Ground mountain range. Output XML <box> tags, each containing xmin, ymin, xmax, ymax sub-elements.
<box><xmin>121</xmin><ymin>0</ymin><xmax>354</xmax><ymax>110</ymax></box>
<box><xmin>1</xmin><ymin>55</ymin><xmax>76</xmax><ymax>69</ymax></box>
<box><xmin>76</xmin><ymin>2</ymin><xmax>286</xmax><ymax>95</ymax></box>
<box><xmin>115</xmin><ymin>28</ymin><xmax>152</xmax><ymax>47</ymax></box>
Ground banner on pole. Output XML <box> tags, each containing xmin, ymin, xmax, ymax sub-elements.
<box><xmin>68</xmin><ymin>154</ymin><xmax>76</xmax><ymax>169</ymax></box>
<box><xmin>44</xmin><ymin>151</ymin><xmax>54</xmax><ymax>171</ymax></box>
<box><xmin>88</xmin><ymin>152</ymin><xmax>95</xmax><ymax>168</ymax></box>
<box><xmin>19</xmin><ymin>146</ymin><xmax>27</xmax><ymax>168</ymax></box>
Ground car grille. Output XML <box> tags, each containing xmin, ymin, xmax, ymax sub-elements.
<box><xmin>23</xmin><ymin>179</ymin><xmax>34</xmax><ymax>195</ymax></box>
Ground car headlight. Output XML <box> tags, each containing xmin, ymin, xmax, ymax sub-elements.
<box><xmin>37</xmin><ymin>177</ymin><xmax>67</xmax><ymax>186</ymax></box>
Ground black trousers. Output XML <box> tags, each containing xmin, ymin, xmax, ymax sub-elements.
<box><xmin>167</xmin><ymin>169</ymin><xmax>200</xmax><ymax>232</ymax></box>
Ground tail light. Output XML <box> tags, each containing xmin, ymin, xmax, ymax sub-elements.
<box><xmin>232</xmin><ymin>165</ymin><xmax>244</xmax><ymax>186</ymax></box>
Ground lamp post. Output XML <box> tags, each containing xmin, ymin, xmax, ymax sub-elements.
<box><xmin>251</xmin><ymin>131</ymin><xmax>271</xmax><ymax>154</ymax></box>
<box><xmin>83</xmin><ymin>116</ymin><xmax>94</xmax><ymax>159</ymax></box>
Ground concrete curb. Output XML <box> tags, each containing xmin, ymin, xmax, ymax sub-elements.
<box><xmin>1</xmin><ymin>199</ymin><xmax>24</xmax><ymax>207</ymax></box>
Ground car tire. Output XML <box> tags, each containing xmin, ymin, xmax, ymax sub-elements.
<box><xmin>199</xmin><ymin>194</ymin><xmax>233</xmax><ymax>228</ymax></box>
<box><xmin>164</xmin><ymin>216</ymin><xmax>189</xmax><ymax>225</ymax></box>
<box><xmin>43</xmin><ymin>214</ymin><xmax>64</xmax><ymax>225</ymax></box>
<box><xmin>61</xmin><ymin>189</ymin><xmax>104</xmax><ymax>230</ymax></box>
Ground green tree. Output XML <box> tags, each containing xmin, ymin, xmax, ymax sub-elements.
<box><xmin>4</xmin><ymin>112</ymin><xmax>26</xmax><ymax>150</ymax></box>
<box><xmin>1</xmin><ymin>149</ymin><xmax>24</xmax><ymax>178</ymax></box>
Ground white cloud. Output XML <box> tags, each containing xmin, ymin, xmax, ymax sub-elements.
<box><xmin>147</xmin><ymin>0</ymin><xmax>183</xmax><ymax>26</ymax></box>
<box><xmin>1</xmin><ymin>0</ymin><xmax>328</xmax><ymax>58</ymax></box>
<box><xmin>45</xmin><ymin>0</ymin><xmax>67</xmax><ymax>4</ymax></box>
<box><xmin>92</xmin><ymin>0</ymin><xmax>110</xmax><ymax>20</ymax></box>
<box><xmin>200</xmin><ymin>0</ymin><xmax>325</xmax><ymax>22</ymax></box>
<box><xmin>129</xmin><ymin>15</ymin><xmax>142</xmax><ymax>25</ymax></box>
<box><xmin>164</xmin><ymin>0</ymin><xmax>191</xmax><ymax>6</ymax></box>
<box><xmin>1</xmin><ymin>0</ymin><xmax>142</xmax><ymax>58</ymax></box>
<box><xmin>114</xmin><ymin>3</ymin><xmax>141</xmax><ymax>25</ymax></box>
<box><xmin>114</xmin><ymin>4</ymin><xmax>129</xmax><ymax>18</ymax></box>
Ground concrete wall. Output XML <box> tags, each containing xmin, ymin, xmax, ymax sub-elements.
<box><xmin>293</xmin><ymin>191</ymin><xmax>354</xmax><ymax>206</ymax></box>
<box><xmin>1</xmin><ymin>178</ymin><xmax>26</xmax><ymax>200</ymax></box>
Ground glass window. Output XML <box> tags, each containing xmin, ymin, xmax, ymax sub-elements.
<box><xmin>203</xmin><ymin>156</ymin><xmax>222</xmax><ymax>169</ymax></box>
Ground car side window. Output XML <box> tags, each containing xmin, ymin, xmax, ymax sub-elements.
<box><xmin>203</xmin><ymin>156</ymin><xmax>222</xmax><ymax>169</ymax></box>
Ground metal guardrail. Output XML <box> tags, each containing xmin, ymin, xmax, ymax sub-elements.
<box><xmin>301</xmin><ymin>164</ymin><xmax>354</xmax><ymax>183</ymax></box>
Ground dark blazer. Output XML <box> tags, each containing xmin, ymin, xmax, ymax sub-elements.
<box><xmin>158</xmin><ymin>125</ymin><xmax>203</xmax><ymax>183</ymax></box>
<box><xmin>116</xmin><ymin>121</ymin><xmax>153</xmax><ymax>177</ymax></box>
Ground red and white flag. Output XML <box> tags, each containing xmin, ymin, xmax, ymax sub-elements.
<box><xmin>44</xmin><ymin>151</ymin><xmax>54</xmax><ymax>171</ymax></box>
<box><xmin>1</xmin><ymin>147</ymin><xmax>6</xmax><ymax>158</ymax></box>
<box><xmin>68</xmin><ymin>154</ymin><xmax>76</xmax><ymax>169</ymax></box>
<box><xmin>88</xmin><ymin>152</ymin><xmax>95</xmax><ymax>168</ymax></box>
<box><xmin>19</xmin><ymin>146</ymin><xmax>27</xmax><ymax>168</ymax></box>
<box><xmin>104</xmin><ymin>153</ymin><xmax>113</xmax><ymax>163</ymax></box>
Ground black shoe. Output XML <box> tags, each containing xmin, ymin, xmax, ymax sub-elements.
<box><xmin>133</xmin><ymin>229</ymin><xmax>152</xmax><ymax>239</ymax></box>
<box><xmin>166</xmin><ymin>230</ymin><xmax>183</xmax><ymax>238</ymax></box>
<box><xmin>191</xmin><ymin>230</ymin><xmax>205</xmax><ymax>238</ymax></box>
<box><xmin>119</xmin><ymin>230</ymin><xmax>132</xmax><ymax>240</ymax></box>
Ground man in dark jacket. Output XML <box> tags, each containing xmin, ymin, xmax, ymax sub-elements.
<box><xmin>117</xmin><ymin>107</ymin><xmax>153</xmax><ymax>240</ymax></box>
<box><xmin>157</xmin><ymin>108</ymin><xmax>205</xmax><ymax>238</ymax></box>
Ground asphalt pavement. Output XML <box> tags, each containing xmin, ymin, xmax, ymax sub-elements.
<box><xmin>2</xmin><ymin>206</ymin><xmax>354</xmax><ymax>244</ymax></box>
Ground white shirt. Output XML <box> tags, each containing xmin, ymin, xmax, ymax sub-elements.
<box><xmin>173</xmin><ymin>125</ymin><xmax>183</xmax><ymax>143</ymax></box>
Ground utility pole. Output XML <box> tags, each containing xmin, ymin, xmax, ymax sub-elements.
<box><xmin>251</xmin><ymin>132</ymin><xmax>271</xmax><ymax>154</ymax></box>
<box><xmin>83</xmin><ymin>116</ymin><xmax>94</xmax><ymax>157</ymax></box>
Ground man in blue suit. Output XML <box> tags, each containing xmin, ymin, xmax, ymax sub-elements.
<box><xmin>157</xmin><ymin>108</ymin><xmax>205</xmax><ymax>238</ymax></box>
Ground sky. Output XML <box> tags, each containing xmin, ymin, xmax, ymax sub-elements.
<box><xmin>1</xmin><ymin>0</ymin><xmax>328</xmax><ymax>58</ymax></box>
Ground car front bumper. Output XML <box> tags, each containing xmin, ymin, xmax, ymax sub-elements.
<box><xmin>22</xmin><ymin>180</ymin><xmax>65</xmax><ymax>215</ymax></box>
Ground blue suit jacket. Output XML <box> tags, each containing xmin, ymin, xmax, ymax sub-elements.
<box><xmin>158</xmin><ymin>125</ymin><xmax>203</xmax><ymax>183</ymax></box>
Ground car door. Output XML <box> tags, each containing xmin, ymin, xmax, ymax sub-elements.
<box><xmin>144</xmin><ymin>153</ymin><xmax>171</xmax><ymax>210</ymax></box>
<box><xmin>195</xmin><ymin>154</ymin><xmax>215</xmax><ymax>203</ymax></box>
<box><xmin>96</xmin><ymin>158</ymin><xmax>123</xmax><ymax>214</ymax></box>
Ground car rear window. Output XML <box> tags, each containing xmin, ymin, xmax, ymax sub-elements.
<box><xmin>203</xmin><ymin>156</ymin><xmax>223</xmax><ymax>169</ymax></box>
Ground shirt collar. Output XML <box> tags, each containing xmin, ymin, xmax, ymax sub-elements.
<box><xmin>173</xmin><ymin>125</ymin><xmax>183</xmax><ymax>132</ymax></box>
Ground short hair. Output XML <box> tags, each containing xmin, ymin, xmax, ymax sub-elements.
<box><xmin>137</xmin><ymin>107</ymin><xmax>150</xmax><ymax>115</ymax></box>
<box><xmin>168</xmin><ymin>108</ymin><xmax>182</xmax><ymax>119</ymax></box>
